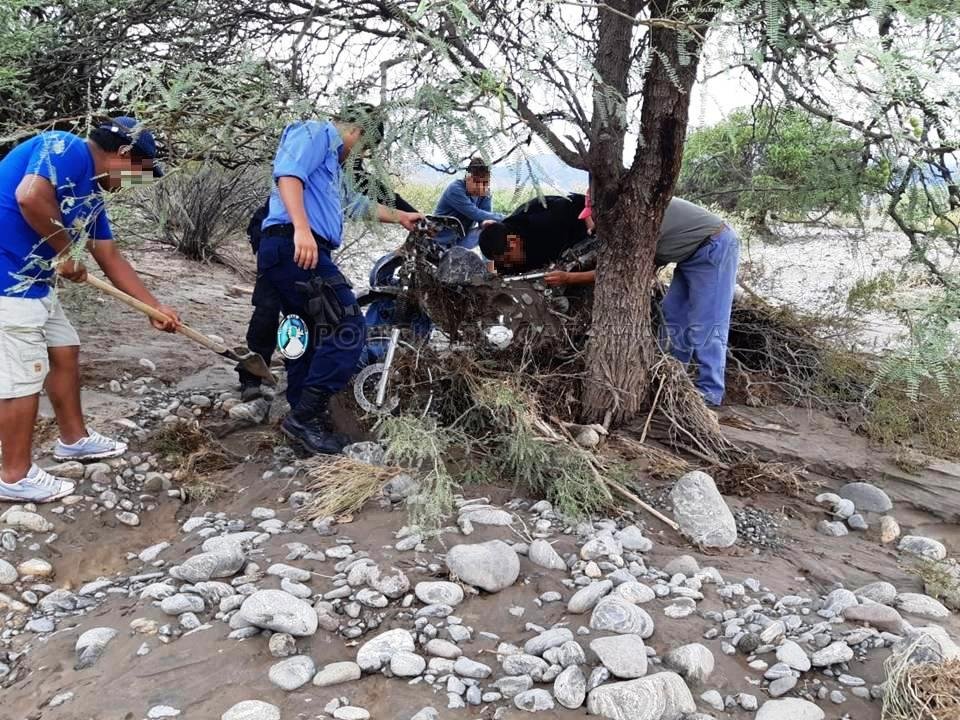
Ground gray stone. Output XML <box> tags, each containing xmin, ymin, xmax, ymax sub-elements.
<box><xmin>357</xmin><ymin>628</ymin><xmax>416</xmax><ymax>672</ymax></box>
<box><xmin>409</xmin><ymin>708</ymin><xmax>438</xmax><ymax>720</ymax></box>
<box><xmin>238</xmin><ymin>590</ymin><xmax>318</xmax><ymax>636</ymax></box>
<box><xmin>415</xmin><ymin>581</ymin><xmax>464</xmax><ymax>607</ymax></box>
<box><xmin>811</xmin><ymin>641</ymin><xmax>853</xmax><ymax>667</ymax></box>
<box><xmin>590</xmin><ymin>635</ymin><xmax>648</xmax><ymax>679</ymax></box>
<box><xmin>454</xmin><ymin>656</ymin><xmax>493</xmax><ymax>679</ymax></box>
<box><xmin>615</xmin><ymin>581</ymin><xmax>656</xmax><ymax>604</ymax></box>
<box><xmin>581</xmin><ymin>533</ymin><xmax>623</xmax><ymax>560</ymax></box>
<box><xmin>312</xmin><ymin>661</ymin><xmax>362</xmax><ymax>687</ymax></box>
<box><xmin>267</xmin><ymin>563</ymin><xmax>311</xmax><ymax>582</ymax></box>
<box><xmin>160</xmin><ymin>594</ymin><xmax>205</xmax><ymax>616</ymax></box>
<box><xmin>268</xmin><ymin>655</ymin><xmax>316</xmax><ymax>691</ymax></box>
<box><xmin>896</xmin><ymin>592</ymin><xmax>951</xmax><ymax>619</ymax></box>
<box><xmin>554</xmin><ymin>665</ymin><xmax>587</xmax><ymax>709</ymax></box>
<box><xmin>821</xmin><ymin>588</ymin><xmax>859</xmax><ymax>617</ymax></box>
<box><xmin>898</xmin><ymin>536</ymin><xmax>947</xmax><ymax>561</ymax></box>
<box><xmin>462</xmin><ymin>508</ymin><xmax>514</xmax><ymax>526</ymax></box>
<box><xmin>817</xmin><ymin>520</ymin><xmax>848</xmax><ymax>537</ymax></box>
<box><xmin>855</xmin><ymin>581</ymin><xmax>898</xmax><ymax>605</ymax></box>
<box><xmin>0</xmin><ymin>559</ymin><xmax>18</xmax><ymax>585</ymax></box>
<box><xmin>269</xmin><ymin>633</ymin><xmax>297</xmax><ymax>658</ymax></box>
<box><xmin>424</xmin><ymin>639</ymin><xmax>462</xmax><ymax>659</ymax></box>
<box><xmin>75</xmin><ymin>627</ymin><xmax>118</xmax><ymax>670</ymax></box>
<box><xmin>843</xmin><ymin>604</ymin><xmax>906</xmax><ymax>633</ymax></box>
<box><xmin>568</xmin><ymin>580</ymin><xmax>613</xmax><ymax>614</ymax></box>
<box><xmin>2</xmin><ymin>508</ymin><xmax>54</xmax><ymax>533</ymax></box>
<box><xmin>670</xmin><ymin>471</ymin><xmax>737</xmax><ymax>548</ymax></box>
<box><xmin>587</xmin><ymin>671</ymin><xmax>696</xmax><ymax>720</ymax></box>
<box><xmin>446</xmin><ymin>540</ymin><xmax>519</xmax><ymax>593</ymax></box>
<box><xmin>525</xmin><ymin>628</ymin><xmax>574</xmax><ymax>656</ymax></box>
<box><xmin>221</xmin><ymin>700</ymin><xmax>281</xmax><ymax>720</ymax></box>
<box><xmin>617</xmin><ymin>525</ymin><xmax>652</xmax><ymax>552</ymax></box>
<box><xmin>701</xmin><ymin>690</ymin><xmax>724</xmax><ymax>710</ymax></box>
<box><xmin>383</xmin><ymin>473</ymin><xmax>419</xmax><ymax>502</ymax></box>
<box><xmin>528</xmin><ymin>540</ymin><xmax>567</xmax><ymax>571</ymax></box>
<box><xmin>590</xmin><ymin>596</ymin><xmax>654</xmax><ymax>637</ymax></box>
<box><xmin>147</xmin><ymin>705</ymin><xmax>181</xmax><ymax>718</ymax></box>
<box><xmin>170</xmin><ymin>550</ymin><xmax>245</xmax><ymax>584</ymax></box>
<box><xmin>390</xmin><ymin>651</ymin><xmax>426</xmax><ymax>677</ymax></box>
<box><xmin>756</xmin><ymin>699</ymin><xmax>825</xmax><ymax>720</ymax></box>
<box><xmin>494</xmin><ymin>675</ymin><xmax>535</xmax><ymax>698</ymax></box>
<box><xmin>342</xmin><ymin>441</ymin><xmax>385</xmax><ymax>464</ymax></box>
<box><xmin>880</xmin><ymin>515</ymin><xmax>901</xmax><ymax>543</ymax></box>
<box><xmin>514</xmin><ymin>689</ymin><xmax>556</xmax><ymax>712</ymax></box>
<box><xmin>893</xmin><ymin>625</ymin><xmax>960</xmax><ymax>664</ymax></box>
<box><xmin>847</xmin><ymin>514</ymin><xmax>868</xmax><ymax>530</ymax></box>
<box><xmin>333</xmin><ymin>708</ymin><xmax>370</xmax><ymax>720</ymax></box>
<box><xmin>662</xmin><ymin>643</ymin><xmax>714</xmax><ymax>684</ymax></box>
<box><xmin>839</xmin><ymin>482</ymin><xmax>892</xmax><ymax>513</ymax></box>
<box><xmin>776</xmin><ymin>640</ymin><xmax>811</xmax><ymax>672</ymax></box>
<box><xmin>831</xmin><ymin>498</ymin><xmax>856</xmax><ymax>519</ymax></box>
<box><xmin>769</xmin><ymin>675</ymin><xmax>798</xmax><ymax>697</ymax></box>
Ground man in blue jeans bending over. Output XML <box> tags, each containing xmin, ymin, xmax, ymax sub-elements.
<box><xmin>258</xmin><ymin>105</ymin><xmax>422</xmax><ymax>455</ymax></box>
<box><xmin>432</xmin><ymin>157</ymin><xmax>502</xmax><ymax>249</ymax></box>
<box><xmin>480</xmin><ymin>193</ymin><xmax>739</xmax><ymax>407</ymax></box>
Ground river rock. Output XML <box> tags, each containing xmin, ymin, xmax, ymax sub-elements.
<box><xmin>313</xmin><ymin>661</ymin><xmax>362</xmax><ymax>687</ymax></box>
<box><xmin>2</xmin><ymin>508</ymin><xmax>54</xmax><ymax>533</ymax></box>
<box><xmin>615</xmin><ymin>581</ymin><xmax>656</xmax><ymax>604</ymax></box>
<box><xmin>357</xmin><ymin>628</ymin><xmax>415</xmax><ymax>672</ymax></box>
<box><xmin>756</xmin><ymin>698</ymin><xmax>825</xmax><ymax>720</ymax></box>
<box><xmin>898</xmin><ymin>536</ymin><xmax>947</xmax><ymax>561</ymax></box>
<box><xmin>586</xmin><ymin>671</ymin><xmax>696</xmax><ymax>720</ymax></box>
<box><xmin>817</xmin><ymin>520</ymin><xmax>848</xmax><ymax>537</ymax></box>
<box><xmin>238</xmin><ymin>590</ymin><xmax>318</xmax><ymax>636</ymax></box>
<box><xmin>461</xmin><ymin>508</ymin><xmax>513</xmax><ymax>526</ymax></box>
<box><xmin>880</xmin><ymin>516</ymin><xmax>901</xmax><ymax>544</ymax></box>
<box><xmin>569</xmin><ymin>580</ymin><xmax>613</xmax><ymax>614</ymax></box>
<box><xmin>616</xmin><ymin>525</ymin><xmax>652</xmax><ymax>552</ymax></box>
<box><xmin>415</xmin><ymin>581</ymin><xmax>464</xmax><ymax>607</ymax></box>
<box><xmin>662</xmin><ymin>643</ymin><xmax>714</xmax><ymax>684</ymax></box>
<box><xmin>670</xmin><ymin>471</ymin><xmax>737</xmax><ymax>548</ymax></box>
<box><xmin>170</xmin><ymin>549</ymin><xmax>245</xmax><ymax>583</ymax></box>
<box><xmin>528</xmin><ymin>540</ymin><xmax>567</xmax><ymax>571</ymax></box>
<box><xmin>17</xmin><ymin>558</ymin><xmax>52</xmax><ymax>578</ymax></box>
<box><xmin>269</xmin><ymin>655</ymin><xmax>315</xmax><ymax>691</ymax></box>
<box><xmin>821</xmin><ymin>588</ymin><xmax>858</xmax><ymax>617</ymax></box>
<box><xmin>839</xmin><ymin>482</ymin><xmax>892</xmax><ymax>513</ymax></box>
<box><xmin>896</xmin><ymin>592</ymin><xmax>951</xmax><ymax>619</ymax></box>
<box><xmin>843</xmin><ymin>604</ymin><xmax>906</xmax><ymax>633</ymax></box>
<box><xmin>525</xmin><ymin>628</ymin><xmax>574</xmax><ymax>656</ymax></box>
<box><xmin>590</xmin><ymin>596</ymin><xmax>654</xmax><ymax>637</ymax></box>
<box><xmin>580</xmin><ymin>533</ymin><xmax>622</xmax><ymax>560</ymax></box>
<box><xmin>811</xmin><ymin>641</ymin><xmax>853</xmax><ymax>667</ymax></box>
<box><xmin>454</xmin><ymin>657</ymin><xmax>494</xmax><ymax>679</ymax></box>
<box><xmin>383</xmin><ymin>473</ymin><xmax>419</xmax><ymax>502</ymax></box>
<box><xmin>445</xmin><ymin>540</ymin><xmax>519</xmax><ymax>592</ymax></box>
<box><xmin>855</xmin><ymin>581</ymin><xmax>898</xmax><ymax>605</ymax></box>
<box><xmin>894</xmin><ymin>625</ymin><xmax>960</xmax><ymax>663</ymax></box>
<box><xmin>590</xmin><ymin>635</ymin><xmax>648</xmax><ymax>679</ymax></box>
<box><xmin>221</xmin><ymin>700</ymin><xmax>281</xmax><ymax>720</ymax></box>
<box><xmin>75</xmin><ymin>627</ymin><xmax>118</xmax><ymax>670</ymax></box>
<box><xmin>775</xmin><ymin>640</ymin><xmax>811</xmax><ymax>672</ymax></box>
<box><xmin>514</xmin><ymin>689</ymin><xmax>555</xmax><ymax>712</ymax></box>
<box><xmin>390</xmin><ymin>651</ymin><xmax>426</xmax><ymax>677</ymax></box>
<box><xmin>554</xmin><ymin>665</ymin><xmax>586</xmax><ymax>709</ymax></box>
<box><xmin>160</xmin><ymin>593</ymin><xmax>205</xmax><ymax>615</ymax></box>
<box><xmin>0</xmin><ymin>559</ymin><xmax>18</xmax><ymax>585</ymax></box>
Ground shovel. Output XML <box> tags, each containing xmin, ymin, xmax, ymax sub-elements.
<box><xmin>85</xmin><ymin>274</ymin><xmax>277</xmax><ymax>386</ymax></box>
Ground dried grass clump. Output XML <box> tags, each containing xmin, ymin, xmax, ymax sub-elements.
<box><xmin>152</xmin><ymin>422</ymin><xmax>237</xmax><ymax>503</ymax></box>
<box><xmin>299</xmin><ymin>456</ymin><xmax>402</xmax><ymax>521</ymax></box>
<box><xmin>883</xmin><ymin>649</ymin><xmax>960</xmax><ymax>720</ymax></box>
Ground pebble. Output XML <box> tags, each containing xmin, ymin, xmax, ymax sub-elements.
<box><xmin>147</xmin><ymin>706</ymin><xmax>181</xmax><ymax>718</ymax></box>
<box><xmin>17</xmin><ymin>558</ymin><xmax>53</xmax><ymax>578</ymax></box>
<box><xmin>811</xmin><ymin>641</ymin><xmax>854</xmax><ymax>667</ymax></box>
<box><xmin>670</xmin><ymin>471</ymin><xmax>738</xmax><ymax>548</ymax></box>
<box><xmin>568</xmin><ymin>580</ymin><xmax>613</xmax><ymax>614</ymax></box>
<box><xmin>333</xmin><ymin>709</ymin><xmax>370</xmax><ymax>720</ymax></box>
<box><xmin>415</xmin><ymin>581</ymin><xmax>464</xmax><ymax>607</ymax></box>
<box><xmin>528</xmin><ymin>539</ymin><xmax>567</xmax><ymax>571</ymax></box>
<box><xmin>839</xmin><ymin>482</ymin><xmax>892</xmax><ymax>512</ymax></box>
<box><xmin>817</xmin><ymin>520</ymin><xmax>848</xmax><ymax>537</ymax></box>
<box><xmin>756</xmin><ymin>699</ymin><xmax>824</xmax><ymax>720</ymax></box>
<box><xmin>880</xmin><ymin>516</ymin><xmax>901</xmax><ymax>543</ymax></box>
<box><xmin>75</xmin><ymin>627</ymin><xmax>118</xmax><ymax>670</ymax></box>
<box><xmin>357</xmin><ymin>629</ymin><xmax>416</xmax><ymax>672</ymax></box>
<box><xmin>221</xmin><ymin>701</ymin><xmax>281</xmax><ymax>720</ymax></box>
<box><xmin>0</xmin><ymin>559</ymin><xmax>18</xmax><ymax>585</ymax></box>
<box><xmin>268</xmin><ymin>655</ymin><xmax>316</xmax><ymax>691</ymax></box>
<box><xmin>514</xmin><ymin>689</ymin><xmax>556</xmax><ymax>712</ymax></box>
<box><xmin>312</xmin><ymin>661</ymin><xmax>362</xmax><ymax>687</ymax></box>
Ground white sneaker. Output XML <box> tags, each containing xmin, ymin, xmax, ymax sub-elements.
<box><xmin>0</xmin><ymin>465</ymin><xmax>75</xmax><ymax>503</ymax></box>
<box><xmin>53</xmin><ymin>429</ymin><xmax>128</xmax><ymax>461</ymax></box>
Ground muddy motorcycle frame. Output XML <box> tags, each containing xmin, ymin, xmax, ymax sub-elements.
<box><xmin>353</xmin><ymin>215</ymin><xmax>469</xmax><ymax>414</ymax></box>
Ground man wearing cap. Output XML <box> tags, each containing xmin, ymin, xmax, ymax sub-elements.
<box><xmin>0</xmin><ymin>117</ymin><xmax>180</xmax><ymax>503</ymax></box>
<box><xmin>432</xmin><ymin>157</ymin><xmax>502</xmax><ymax>249</ymax></box>
<box><xmin>481</xmin><ymin>192</ymin><xmax>739</xmax><ymax>407</ymax></box>
<box><xmin>258</xmin><ymin>106</ymin><xmax>423</xmax><ymax>456</ymax></box>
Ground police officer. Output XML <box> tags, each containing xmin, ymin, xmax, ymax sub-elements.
<box><xmin>258</xmin><ymin>106</ymin><xmax>422</xmax><ymax>454</ymax></box>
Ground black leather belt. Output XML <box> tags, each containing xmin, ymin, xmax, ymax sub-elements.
<box><xmin>262</xmin><ymin>223</ymin><xmax>333</xmax><ymax>250</ymax></box>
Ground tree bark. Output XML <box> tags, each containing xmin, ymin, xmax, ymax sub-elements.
<box><xmin>582</xmin><ymin>1</ymin><xmax>715</xmax><ymax>424</ymax></box>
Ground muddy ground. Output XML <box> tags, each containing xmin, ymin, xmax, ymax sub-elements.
<box><xmin>2</xmin><ymin>239</ymin><xmax>959</xmax><ymax>720</ymax></box>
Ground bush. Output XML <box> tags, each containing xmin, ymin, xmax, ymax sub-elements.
<box><xmin>125</xmin><ymin>163</ymin><xmax>269</xmax><ymax>262</ymax></box>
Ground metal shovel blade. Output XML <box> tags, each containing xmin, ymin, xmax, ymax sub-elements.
<box><xmin>222</xmin><ymin>346</ymin><xmax>278</xmax><ymax>386</ymax></box>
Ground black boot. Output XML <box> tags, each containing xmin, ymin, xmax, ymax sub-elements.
<box><xmin>281</xmin><ymin>388</ymin><xmax>350</xmax><ymax>455</ymax></box>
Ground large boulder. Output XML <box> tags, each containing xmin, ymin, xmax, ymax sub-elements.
<box><xmin>445</xmin><ymin>540</ymin><xmax>519</xmax><ymax>593</ymax></box>
<box><xmin>669</xmin><ymin>471</ymin><xmax>737</xmax><ymax>548</ymax></box>
<box><xmin>587</xmin><ymin>672</ymin><xmax>695</xmax><ymax>720</ymax></box>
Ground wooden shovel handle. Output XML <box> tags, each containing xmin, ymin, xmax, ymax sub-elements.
<box><xmin>84</xmin><ymin>275</ymin><xmax>227</xmax><ymax>353</ymax></box>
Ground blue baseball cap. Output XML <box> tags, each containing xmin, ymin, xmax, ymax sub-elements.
<box><xmin>99</xmin><ymin>116</ymin><xmax>164</xmax><ymax>177</ymax></box>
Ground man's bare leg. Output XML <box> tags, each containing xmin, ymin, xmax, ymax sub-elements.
<box><xmin>45</xmin><ymin>345</ymin><xmax>87</xmax><ymax>445</ymax></box>
<box><xmin>0</xmin><ymin>394</ymin><xmax>39</xmax><ymax>483</ymax></box>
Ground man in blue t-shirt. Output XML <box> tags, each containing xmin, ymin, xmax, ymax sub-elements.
<box><xmin>0</xmin><ymin>117</ymin><xmax>180</xmax><ymax>503</ymax></box>
<box><xmin>258</xmin><ymin>105</ymin><xmax>422</xmax><ymax>455</ymax></box>
<box><xmin>432</xmin><ymin>157</ymin><xmax>502</xmax><ymax>249</ymax></box>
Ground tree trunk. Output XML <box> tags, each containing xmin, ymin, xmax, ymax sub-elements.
<box><xmin>582</xmin><ymin>1</ymin><xmax>715</xmax><ymax>424</ymax></box>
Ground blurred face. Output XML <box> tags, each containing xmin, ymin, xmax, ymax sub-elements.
<box><xmin>465</xmin><ymin>172</ymin><xmax>490</xmax><ymax>196</ymax></box>
<box><xmin>101</xmin><ymin>148</ymin><xmax>156</xmax><ymax>191</ymax></box>
<box><xmin>499</xmin><ymin>235</ymin><xmax>525</xmax><ymax>267</ymax></box>
<box><xmin>339</xmin><ymin>127</ymin><xmax>365</xmax><ymax>163</ymax></box>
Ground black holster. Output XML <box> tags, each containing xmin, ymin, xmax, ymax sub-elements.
<box><xmin>295</xmin><ymin>272</ymin><xmax>359</xmax><ymax>341</ymax></box>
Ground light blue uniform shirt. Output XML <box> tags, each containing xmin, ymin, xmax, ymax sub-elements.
<box><xmin>262</xmin><ymin>120</ymin><xmax>369</xmax><ymax>248</ymax></box>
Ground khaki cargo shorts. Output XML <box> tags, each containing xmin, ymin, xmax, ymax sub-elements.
<box><xmin>0</xmin><ymin>293</ymin><xmax>79</xmax><ymax>399</ymax></box>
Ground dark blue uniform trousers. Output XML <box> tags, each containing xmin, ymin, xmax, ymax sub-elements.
<box><xmin>257</xmin><ymin>235</ymin><xmax>366</xmax><ymax>410</ymax></box>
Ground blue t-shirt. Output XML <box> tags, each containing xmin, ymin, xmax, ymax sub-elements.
<box><xmin>433</xmin><ymin>178</ymin><xmax>502</xmax><ymax>246</ymax></box>
<box><xmin>262</xmin><ymin>120</ymin><xmax>369</xmax><ymax>248</ymax></box>
<box><xmin>0</xmin><ymin>131</ymin><xmax>112</xmax><ymax>298</ymax></box>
